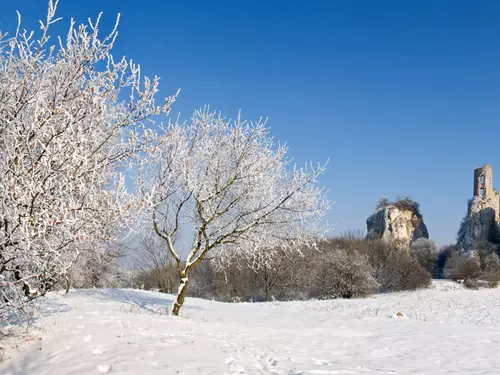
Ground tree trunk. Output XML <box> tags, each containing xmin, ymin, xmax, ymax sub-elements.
<box><xmin>64</xmin><ymin>275</ymin><xmax>71</xmax><ymax>295</ymax></box>
<box><xmin>171</xmin><ymin>276</ymin><xmax>190</xmax><ymax>316</ymax></box>
<box><xmin>264</xmin><ymin>268</ymin><xmax>269</xmax><ymax>302</ymax></box>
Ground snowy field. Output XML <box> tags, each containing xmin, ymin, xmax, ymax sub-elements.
<box><xmin>2</xmin><ymin>280</ymin><xmax>500</xmax><ymax>375</ymax></box>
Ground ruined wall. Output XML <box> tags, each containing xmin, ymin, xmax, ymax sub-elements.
<box><xmin>366</xmin><ymin>200</ymin><xmax>429</xmax><ymax>247</ymax></box>
<box><xmin>457</xmin><ymin>165</ymin><xmax>500</xmax><ymax>249</ymax></box>
<box><xmin>473</xmin><ymin>165</ymin><xmax>496</xmax><ymax>200</ymax></box>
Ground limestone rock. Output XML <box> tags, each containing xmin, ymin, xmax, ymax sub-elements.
<box><xmin>366</xmin><ymin>198</ymin><xmax>428</xmax><ymax>247</ymax></box>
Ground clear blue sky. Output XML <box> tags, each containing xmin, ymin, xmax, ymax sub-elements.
<box><xmin>3</xmin><ymin>0</ymin><xmax>500</xmax><ymax>245</ymax></box>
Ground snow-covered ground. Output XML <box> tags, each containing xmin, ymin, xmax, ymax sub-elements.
<box><xmin>2</xmin><ymin>280</ymin><xmax>500</xmax><ymax>374</ymax></box>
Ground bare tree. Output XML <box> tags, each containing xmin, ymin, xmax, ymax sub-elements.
<box><xmin>0</xmin><ymin>1</ymin><xmax>176</xmax><ymax>320</ymax></box>
<box><xmin>147</xmin><ymin>108</ymin><xmax>330</xmax><ymax>315</ymax></box>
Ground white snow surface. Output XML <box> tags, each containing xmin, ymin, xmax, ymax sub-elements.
<box><xmin>2</xmin><ymin>280</ymin><xmax>500</xmax><ymax>374</ymax></box>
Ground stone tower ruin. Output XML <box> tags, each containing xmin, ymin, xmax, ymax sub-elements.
<box><xmin>473</xmin><ymin>164</ymin><xmax>495</xmax><ymax>200</ymax></box>
<box><xmin>457</xmin><ymin>164</ymin><xmax>500</xmax><ymax>249</ymax></box>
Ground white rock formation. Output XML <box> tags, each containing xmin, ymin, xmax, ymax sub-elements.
<box><xmin>366</xmin><ymin>199</ymin><xmax>429</xmax><ymax>247</ymax></box>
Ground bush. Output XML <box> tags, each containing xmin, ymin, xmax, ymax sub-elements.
<box><xmin>378</xmin><ymin>250</ymin><xmax>431</xmax><ymax>292</ymax></box>
<box><xmin>311</xmin><ymin>245</ymin><xmax>377</xmax><ymax>299</ymax></box>
<box><xmin>374</xmin><ymin>195</ymin><xmax>420</xmax><ymax>213</ymax></box>
<box><xmin>436</xmin><ymin>244</ymin><xmax>459</xmax><ymax>278</ymax></box>
<box><xmin>189</xmin><ymin>257</ymin><xmax>262</xmax><ymax>302</ymax></box>
<box><xmin>483</xmin><ymin>253</ymin><xmax>500</xmax><ymax>287</ymax></box>
<box><xmin>444</xmin><ymin>252</ymin><xmax>481</xmax><ymax>288</ymax></box>
<box><xmin>67</xmin><ymin>245</ymin><xmax>124</xmax><ymax>289</ymax></box>
<box><xmin>133</xmin><ymin>235</ymin><xmax>433</xmax><ymax>301</ymax></box>
<box><xmin>442</xmin><ymin>241</ymin><xmax>500</xmax><ymax>289</ymax></box>
<box><xmin>309</xmin><ymin>238</ymin><xmax>433</xmax><ymax>295</ymax></box>
<box><xmin>132</xmin><ymin>264</ymin><xmax>178</xmax><ymax>294</ymax></box>
<box><xmin>473</xmin><ymin>241</ymin><xmax>498</xmax><ymax>269</ymax></box>
<box><xmin>443</xmin><ymin>251</ymin><xmax>464</xmax><ymax>281</ymax></box>
<box><xmin>410</xmin><ymin>238</ymin><xmax>438</xmax><ymax>276</ymax></box>
<box><xmin>189</xmin><ymin>240</ymin><xmax>379</xmax><ymax>302</ymax></box>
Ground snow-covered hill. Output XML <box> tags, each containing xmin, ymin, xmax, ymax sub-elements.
<box><xmin>2</xmin><ymin>280</ymin><xmax>500</xmax><ymax>374</ymax></box>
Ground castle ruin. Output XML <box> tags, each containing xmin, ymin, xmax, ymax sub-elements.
<box><xmin>457</xmin><ymin>164</ymin><xmax>500</xmax><ymax>249</ymax></box>
<box><xmin>473</xmin><ymin>165</ymin><xmax>498</xmax><ymax>202</ymax></box>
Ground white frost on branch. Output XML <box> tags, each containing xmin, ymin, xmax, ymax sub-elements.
<box><xmin>0</xmin><ymin>1</ymin><xmax>176</xmax><ymax>320</ymax></box>
<box><xmin>146</xmin><ymin>107</ymin><xmax>330</xmax><ymax>315</ymax></box>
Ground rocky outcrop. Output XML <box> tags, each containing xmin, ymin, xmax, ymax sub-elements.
<box><xmin>457</xmin><ymin>165</ymin><xmax>500</xmax><ymax>250</ymax></box>
<box><xmin>366</xmin><ymin>198</ymin><xmax>429</xmax><ymax>247</ymax></box>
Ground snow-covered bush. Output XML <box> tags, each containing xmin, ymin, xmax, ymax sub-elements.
<box><xmin>311</xmin><ymin>245</ymin><xmax>377</xmax><ymax>299</ymax></box>
<box><xmin>67</xmin><ymin>245</ymin><xmax>123</xmax><ymax>289</ymax></box>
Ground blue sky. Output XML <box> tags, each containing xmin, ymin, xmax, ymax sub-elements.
<box><xmin>2</xmin><ymin>0</ymin><xmax>500</xmax><ymax>245</ymax></box>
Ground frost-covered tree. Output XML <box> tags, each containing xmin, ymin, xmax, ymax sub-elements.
<box><xmin>148</xmin><ymin>108</ymin><xmax>330</xmax><ymax>315</ymax></box>
<box><xmin>0</xmin><ymin>1</ymin><xmax>176</xmax><ymax>319</ymax></box>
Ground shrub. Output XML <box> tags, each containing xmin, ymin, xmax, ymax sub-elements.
<box><xmin>461</xmin><ymin>258</ymin><xmax>482</xmax><ymax>289</ymax></box>
<box><xmin>132</xmin><ymin>235</ymin><xmax>179</xmax><ymax>294</ymax></box>
<box><xmin>436</xmin><ymin>244</ymin><xmax>459</xmax><ymax>278</ymax></box>
<box><xmin>361</xmin><ymin>239</ymin><xmax>400</xmax><ymax>281</ymax></box>
<box><xmin>311</xmin><ymin>245</ymin><xmax>377</xmax><ymax>299</ymax></box>
<box><xmin>136</xmin><ymin>235</ymin><xmax>434</xmax><ymax>302</ymax></box>
<box><xmin>132</xmin><ymin>264</ymin><xmax>178</xmax><ymax>294</ymax></box>
<box><xmin>378</xmin><ymin>250</ymin><xmax>431</xmax><ymax>292</ymax></box>
<box><xmin>443</xmin><ymin>251</ymin><xmax>464</xmax><ymax>281</ymax></box>
<box><xmin>444</xmin><ymin>252</ymin><xmax>481</xmax><ymax>288</ymax></box>
<box><xmin>483</xmin><ymin>253</ymin><xmax>500</xmax><ymax>287</ymax></box>
<box><xmin>411</xmin><ymin>238</ymin><xmax>438</xmax><ymax>276</ymax></box>
<box><xmin>473</xmin><ymin>241</ymin><xmax>498</xmax><ymax>269</ymax></box>
<box><xmin>374</xmin><ymin>195</ymin><xmax>421</xmax><ymax>214</ymax></box>
<box><xmin>67</xmin><ymin>245</ymin><xmax>125</xmax><ymax>289</ymax></box>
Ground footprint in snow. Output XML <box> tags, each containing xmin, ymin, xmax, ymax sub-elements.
<box><xmin>92</xmin><ymin>345</ymin><xmax>105</xmax><ymax>354</ymax></box>
<box><xmin>268</xmin><ymin>357</ymin><xmax>278</xmax><ymax>366</ymax></box>
<box><xmin>84</xmin><ymin>335</ymin><xmax>93</xmax><ymax>343</ymax></box>
<box><xmin>225</xmin><ymin>356</ymin><xmax>246</xmax><ymax>373</ymax></box>
<box><xmin>225</xmin><ymin>356</ymin><xmax>236</xmax><ymax>365</ymax></box>
<box><xmin>96</xmin><ymin>364</ymin><xmax>111</xmax><ymax>373</ymax></box>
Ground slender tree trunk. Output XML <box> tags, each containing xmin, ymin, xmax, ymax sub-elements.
<box><xmin>64</xmin><ymin>275</ymin><xmax>71</xmax><ymax>295</ymax></box>
<box><xmin>171</xmin><ymin>276</ymin><xmax>190</xmax><ymax>316</ymax></box>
